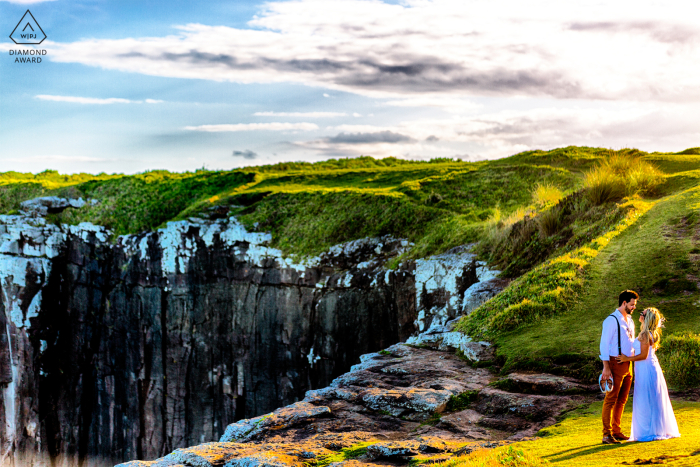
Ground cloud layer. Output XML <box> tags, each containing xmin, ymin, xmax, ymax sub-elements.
<box><xmin>291</xmin><ymin>104</ymin><xmax>700</xmax><ymax>160</ymax></box>
<box><xmin>184</xmin><ymin>122</ymin><xmax>318</xmax><ymax>132</ymax></box>
<box><xmin>46</xmin><ymin>0</ymin><xmax>700</xmax><ymax>102</ymax></box>
<box><xmin>254</xmin><ymin>111</ymin><xmax>347</xmax><ymax>117</ymax></box>
<box><xmin>232</xmin><ymin>150</ymin><xmax>258</xmax><ymax>159</ymax></box>
<box><xmin>35</xmin><ymin>95</ymin><xmax>163</xmax><ymax>104</ymax></box>
<box><xmin>12</xmin><ymin>0</ymin><xmax>700</xmax><ymax>172</ymax></box>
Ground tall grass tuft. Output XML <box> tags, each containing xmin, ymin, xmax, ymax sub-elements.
<box><xmin>532</xmin><ymin>183</ymin><xmax>564</xmax><ymax>208</ymax></box>
<box><xmin>482</xmin><ymin>207</ymin><xmax>532</xmax><ymax>251</ymax></box>
<box><xmin>658</xmin><ymin>333</ymin><xmax>700</xmax><ymax>389</ymax></box>
<box><xmin>584</xmin><ymin>152</ymin><xmax>664</xmax><ymax>205</ymax></box>
<box><xmin>536</xmin><ymin>205</ymin><xmax>564</xmax><ymax>238</ymax></box>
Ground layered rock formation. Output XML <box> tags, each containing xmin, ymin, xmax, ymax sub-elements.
<box><xmin>0</xmin><ymin>198</ymin><xmax>502</xmax><ymax>466</ymax></box>
<box><xmin>118</xmin><ymin>344</ymin><xmax>595</xmax><ymax>467</ymax></box>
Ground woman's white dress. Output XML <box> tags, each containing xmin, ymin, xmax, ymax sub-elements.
<box><xmin>630</xmin><ymin>338</ymin><xmax>681</xmax><ymax>442</ymax></box>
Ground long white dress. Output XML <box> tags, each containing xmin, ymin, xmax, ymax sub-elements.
<box><xmin>629</xmin><ymin>338</ymin><xmax>681</xmax><ymax>442</ymax></box>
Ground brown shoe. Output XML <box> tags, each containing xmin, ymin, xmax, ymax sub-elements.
<box><xmin>613</xmin><ymin>433</ymin><xmax>630</xmax><ymax>441</ymax></box>
<box><xmin>602</xmin><ymin>435</ymin><xmax>621</xmax><ymax>444</ymax></box>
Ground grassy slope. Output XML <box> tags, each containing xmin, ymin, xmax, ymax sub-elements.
<box><xmin>488</xmin><ymin>176</ymin><xmax>700</xmax><ymax>377</ymax></box>
<box><xmin>236</xmin><ymin>162</ymin><xmax>577</xmax><ymax>257</ymax></box>
<box><xmin>0</xmin><ymin>153</ymin><xmax>581</xmax><ymax>256</ymax></box>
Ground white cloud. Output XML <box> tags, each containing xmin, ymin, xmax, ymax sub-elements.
<box><xmin>254</xmin><ymin>111</ymin><xmax>346</xmax><ymax>117</ymax></box>
<box><xmin>184</xmin><ymin>122</ymin><xmax>319</xmax><ymax>132</ymax></box>
<box><xmin>43</xmin><ymin>0</ymin><xmax>700</xmax><ymax>102</ymax></box>
<box><xmin>385</xmin><ymin>96</ymin><xmax>482</xmax><ymax>114</ymax></box>
<box><xmin>294</xmin><ymin>103</ymin><xmax>700</xmax><ymax>159</ymax></box>
<box><xmin>35</xmin><ymin>95</ymin><xmax>164</xmax><ymax>104</ymax></box>
<box><xmin>35</xmin><ymin>95</ymin><xmax>133</xmax><ymax>104</ymax></box>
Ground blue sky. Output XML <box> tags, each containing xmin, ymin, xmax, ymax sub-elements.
<box><xmin>2</xmin><ymin>0</ymin><xmax>700</xmax><ymax>174</ymax></box>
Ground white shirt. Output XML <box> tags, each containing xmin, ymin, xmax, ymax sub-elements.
<box><xmin>600</xmin><ymin>309</ymin><xmax>636</xmax><ymax>361</ymax></box>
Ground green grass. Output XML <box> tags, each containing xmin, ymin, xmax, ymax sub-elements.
<box><xmin>3</xmin><ymin>147</ymin><xmax>700</xmax><ymax>384</ymax></box>
<box><xmin>0</xmin><ymin>170</ymin><xmax>119</xmax><ymax>214</ymax></box>
<box><xmin>60</xmin><ymin>170</ymin><xmax>254</xmax><ymax>236</ymax></box>
<box><xmin>313</xmin><ymin>441</ymin><xmax>374</xmax><ymax>467</ymax></box>
<box><xmin>2</xmin><ymin>170</ymin><xmax>254</xmax><ymax>237</ymax></box>
<box><xmin>513</xmin><ymin>401</ymin><xmax>700</xmax><ymax>466</ymax></box>
<box><xmin>0</xmin><ymin>146</ymin><xmax>687</xmax><ymax>258</ymax></box>
<box><xmin>431</xmin><ymin>445</ymin><xmax>548</xmax><ymax>466</ymax></box>
<box><xmin>0</xmin><ymin>147</ymin><xmax>611</xmax><ymax>254</ymax></box>
<box><xmin>446</xmin><ymin>391</ymin><xmax>480</xmax><ymax>412</ymax></box>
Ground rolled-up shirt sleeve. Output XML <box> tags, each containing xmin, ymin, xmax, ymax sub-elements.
<box><xmin>600</xmin><ymin>316</ymin><xmax>614</xmax><ymax>361</ymax></box>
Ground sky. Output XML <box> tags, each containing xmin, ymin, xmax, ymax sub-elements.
<box><xmin>1</xmin><ymin>0</ymin><xmax>700</xmax><ymax>174</ymax></box>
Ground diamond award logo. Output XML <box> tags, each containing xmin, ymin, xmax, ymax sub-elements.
<box><xmin>10</xmin><ymin>10</ymin><xmax>46</xmax><ymax>45</ymax></box>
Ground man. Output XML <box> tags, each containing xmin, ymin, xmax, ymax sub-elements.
<box><xmin>599</xmin><ymin>289</ymin><xmax>638</xmax><ymax>444</ymax></box>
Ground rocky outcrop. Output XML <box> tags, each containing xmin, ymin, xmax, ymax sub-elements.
<box><xmin>19</xmin><ymin>196</ymin><xmax>99</xmax><ymax>216</ymax></box>
<box><xmin>404</xmin><ymin>318</ymin><xmax>496</xmax><ymax>362</ymax></box>
<box><xmin>119</xmin><ymin>344</ymin><xmax>595</xmax><ymax>467</ymax></box>
<box><xmin>0</xmin><ymin>199</ymin><xmax>502</xmax><ymax>466</ymax></box>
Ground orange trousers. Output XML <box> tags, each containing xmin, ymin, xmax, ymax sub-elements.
<box><xmin>602</xmin><ymin>358</ymin><xmax>632</xmax><ymax>437</ymax></box>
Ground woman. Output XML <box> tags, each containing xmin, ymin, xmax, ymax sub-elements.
<box><xmin>616</xmin><ymin>307</ymin><xmax>680</xmax><ymax>442</ymax></box>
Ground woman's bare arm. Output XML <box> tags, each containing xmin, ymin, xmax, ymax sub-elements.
<box><xmin>616</xmin><ymin>334</ymin><xmax>650</xmax><ymax>363</ymax></box>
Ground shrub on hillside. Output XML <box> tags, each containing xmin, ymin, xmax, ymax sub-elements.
<box><xmin>658</xmin><ymin>333</ymin><xmax>700</xmax><ymax>389</ymax></box>
<box><xmin>61</xmin><ymin>170</ymin><xmax>254</xmax><ymax>235</ymax></box>
<box><xmin>584</xmin><ymin>169</ymin><xmax>626</xmax><ymax>205</ymax></box>
<box><xmin>584</xmin><ymin>153</ymin><xmax>664</xmax><ymax>205</ymax></box>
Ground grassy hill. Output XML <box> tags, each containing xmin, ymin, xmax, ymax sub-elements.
<box><xmin>3</xmin><ymin>146</ymin><xmax>700</xmax><ymax>387</ymax></box>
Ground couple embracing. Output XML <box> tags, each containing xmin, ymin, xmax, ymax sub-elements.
<box><xmin>599</xmin><ymin>290</ymin><xmax>680</xmax><ymax>444</ymax></box>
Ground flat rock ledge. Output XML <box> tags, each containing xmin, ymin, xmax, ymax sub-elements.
<box><xmin>118</xmin><ymin>344</ymin><xmax>596</xmax><ymax>467</ymax></box>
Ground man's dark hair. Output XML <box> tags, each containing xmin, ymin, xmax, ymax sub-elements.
<box><xmin>619</xmin><ymin>290</ymin><xmax>639</xmax><ymax>306</ymax></box>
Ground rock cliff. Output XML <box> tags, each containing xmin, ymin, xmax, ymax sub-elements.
<box><xmin>118</xmin><ymin>342</ymin><xmax>595</xmax><ymax>467</ymax></box>
<box><xmin>0</xmin><ymin>198</ymin><xmax>502</xmax><ymax>466</ymax></box>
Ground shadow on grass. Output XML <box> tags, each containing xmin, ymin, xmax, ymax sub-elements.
<box><xmin>544</xmin><ymin>441</ymin><xmax>641</xmax><ymax>463</ymax></box>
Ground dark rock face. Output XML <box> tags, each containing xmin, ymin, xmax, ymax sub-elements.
<box><xmin>118</xmin><ymin>344</ymin><xmax>595</xmax><ymax>467</ymax></box>
<box><xmin>0</xmin><ymin>214</ymin><xmax>496</xmax><ymax>466</ymax></box>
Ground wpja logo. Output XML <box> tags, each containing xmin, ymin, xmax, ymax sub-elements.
<box><xmin>9</xmin><ymin>10</ymin><xmax>47</xmax><ymax>63</ymax></box>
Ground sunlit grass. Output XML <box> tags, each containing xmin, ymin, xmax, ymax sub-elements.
<box><xmin>430</xmin><ymin>446</ymin><xmax>548</xmax><ymax>467</ymax></box>
<box><xmin>584</xmin><ymin>153</ymin><xmax>664</xmax><ymax>205</ymax></box>
<box><xmin>511</xmin><ymin>401</ymin><xmax>700</xmax><ymax>466</ymax></box>
<box><xmin>457</xmin><ymin>198</ymin><xmax>653</xmax><ymax>340</ymax></box>
<box><xmin>532</xmin><ymin>183</ymin><xmax>564</xmax><ymax>208</ymax></box>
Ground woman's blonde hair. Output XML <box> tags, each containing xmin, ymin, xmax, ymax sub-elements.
<box><xmin>640</xmin><ymin>307</ymin><xmax>665</xmax><ymax>349</ymax></box>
